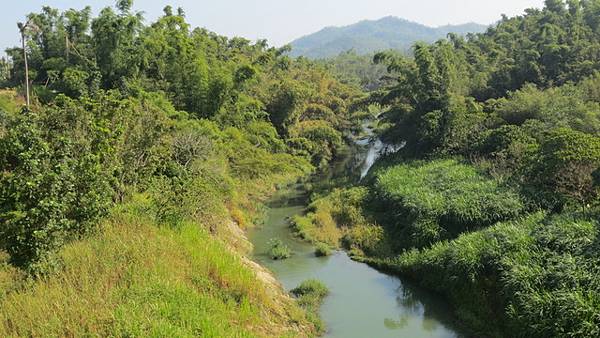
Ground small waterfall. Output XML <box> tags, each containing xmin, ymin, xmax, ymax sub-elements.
<box><xmin>355</xmin><ymin>121</ymin><xmax>404</xmax><ymax>181</ymax></box>
<box><xmin>360</xmin><ymin>139</ymin><xmax>384</xmax><ymax>180</ymax></box>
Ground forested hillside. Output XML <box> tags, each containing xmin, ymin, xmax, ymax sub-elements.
<box><xmin>289</xmin><ymin>16</ymin><xmax>487</xmax><ymax>59</ymax></box>
<box><xmin>296</xmin><ymin>1</ymin><xmax>600</xmax><ymax>337</ymax></box>
<box><xmin>0</xmin><ymin>1</ymin><xmax>363</xmax><ymax>336</ymax></box>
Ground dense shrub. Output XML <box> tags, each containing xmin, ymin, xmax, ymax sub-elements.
<box><xmin>314</xmin><ymin>243</ymin><xmax>332</xmax><ymax>257</ymax></box>
<box><xmin>0</xmin><ymin>106</ymin><xmax>113</xmax><ymax>270</ymax></box>
<box><xmin>380</xmin><ymin>212</ymin><xmax>600</xmax><ymax>337</ymax></box>
<box><xmin>290</xmin><ymin>187</ymin><xmax>371</xmax><ymax>247</ymax></box>
<box><xmin>374</xmin><ymin>159</ymin><xmax>523</xmax><ymax>249</ymax></box>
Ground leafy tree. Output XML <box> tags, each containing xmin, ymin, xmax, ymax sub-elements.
<box><xmin>91</xmin><ymin>4</ymin><xmax>143</xmax><ymax>88</ymax></box>
<box><xmin>0</xmin><ymin>105</ymin><xmax>112</xmax><ymax>270</ymax></box>
<box><xmin>532</xmin><ymin>128</ymin><xmax>600</xmax><ymax>210</ymax></box>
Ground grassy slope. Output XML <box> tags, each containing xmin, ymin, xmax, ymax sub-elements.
<box><xmin>0</xmin><ymin>194</ymin><xmax>313</xmax><ymax>337</ymax></box>
<box><xmin>0</xmin><ymin>90</ymin><xmax>316</xmax><ymax>337</ymax></box>
<box><xmin>370</xmin><ymin>159</ymin><xmax>523</xmax><ymax>250</ymax></box>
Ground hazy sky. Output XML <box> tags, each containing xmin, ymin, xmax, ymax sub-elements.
<box><xmin>1</xmin><ymin>0</ymin><xmax>545</xmax><ymax>51</ymax></box>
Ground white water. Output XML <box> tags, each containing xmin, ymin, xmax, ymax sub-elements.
<box><xmin>356</xmin><ymin>124</ymin><xmax>404</xmax><ymax>180</ymax></box>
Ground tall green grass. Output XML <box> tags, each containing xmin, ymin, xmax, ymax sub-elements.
<box><xmin>375</xmin><ymin>212</ymin><xmax>600</xmax><ymax>337</ymax></box>
<box><xmin>291</xmin><ymin>279</ymin><xmax>330</xmax><ymax>335</ymax></box>
<box><xmin>374</xmin><ymin>159</ymin><xmax>523</xmax><ymax>249</ymax></box>
<box><xmin>0</xmin><ymin>198</ymin><xmax>314</xmax><ymax>337</ymax></box>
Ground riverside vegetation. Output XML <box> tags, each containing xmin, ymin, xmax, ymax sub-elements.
<box><xmin>295</xmin><ymin>1</ymin><xmax>600</xmax><ymax>337</ymax></box>
<box><xmin>1</xmin><ymin>0</ymin><xmax>600</xmax><ymax>337</ymax></box>
<box><xmin>0</xmin><ymin>1</ymin><xmax>364</xmax><ymax>336</ymax></box>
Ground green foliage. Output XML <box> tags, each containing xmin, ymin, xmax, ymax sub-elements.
<box><xmin>374</xmin><ymin>159</ymin><xmax>523</xmax><ymax>249</ymax></box>
<box><xmin>0</xmin><ymin>105</ymin><xmax>113</xmax><ymax>270</ymax></box>
<box><xmin>289</xmin><ymin>120</ymin><xmax>343</xmax><ymax>166</ymax></box>
<box><xmin>372</xmin><ymin>1</ymin><xmax>600</xmax><ymax>158</ymax></box>
<box><xmin>291</xmin><ymin>279</ymin><xmax>329</xmax><ymax>301</ymax></box>
<box><xmin>314</xmin><ymin>243</ymin><xmax>332</xmax><ymax>257</ymax></box>
<box><xmin>290</xmin><ymin>279</ymin><xmax>330</xmax><ymax>334</ymax></box>
<box><xmin>494</xmin><ymin>83</ymin><xmax>600</xmax><ymax>133</ymax></box>
<box><xmin>531</xmin><ymin>128</ymin><xmax>600</xmax><ymax>209</ymax></box>
<box><xmin>290</xmin><ymin>187</ymin><xmax>371</xmax><ymax>247</ymax></box>
<box><xmin>343</xmin><ymin>224</ymin><xmax>389</xmax><ymax>257</ymax></box>
<box><xmin>356</xmin><ymin>1</ymin><xmax>600</xmax><ymax>336</ymax></box>
<box><xmin>318</xmin><ymin>50</ymin><xmax>391</xmax><ymax>90</ymax></box>
<box><xmin>0</xmin><ymin>90</ymin><xmax>23</xmax><ymax>114</ymax></box>
<box><xmin>267</xmin><ymin>239</ymin><xmax>292</xmax><ymax>260</ymax></box>
<box><xmin>7</xmin><ymin>1</ymin><xmax>360</xmax><ymax>167</ymax></box>
<box><xmin>379</xmin><ymin>212</ymin><xmax>600</xmax><ymax>337</ymax></box>
<box><xmin>0</xmin><ymin>0</ymin><xmax>365</xmax><ymax>336</ymax></box>
<box><xmin>0</xmin><ymin>0</ymin><xmax>360</xmax><ymax>272</ymax></box>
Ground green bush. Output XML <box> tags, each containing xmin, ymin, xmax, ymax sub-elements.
<box><xmin>0</xmin><ymin>103</ymin><xmax>113</xmax><ymax>271</ymax></box>
<box><xmin>291</xmin><ymin>279</ymin><xmax>330</xmax><ymax>308</ymax></box>
<box><xmin>314</xmin><ymin>243</ymin><xmax>332</xmax><ymax>257</ymax></box>
<box><xmin>290</xmin><ymin>187</ymin><xmax>371</xmax><ymax>247</ymax></box>
<box><xmin>267</xmin><ymin>239</ymin><xmax>292</xmax><ymax>260</ymax></box>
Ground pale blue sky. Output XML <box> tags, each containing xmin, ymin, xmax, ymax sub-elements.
<box><xmin>1</xmin><ymin>0</ymin><xmax>545</xmax><ymax>51</ymax></box>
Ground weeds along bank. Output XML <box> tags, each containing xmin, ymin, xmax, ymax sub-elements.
<box><xmin>0</xmin><ymin>200</ymin><xmax>313</xmax><ymax>337</ymax></box>
<box><xmin>296</xmin><ymin>1</ymin><xmax>600</xmax><ymax>336</ymax></box>
<box><xmin>0</xmin><ymin>2</ymin><xmax>364</xmax><ymax>336</ymax></box>
<box><xmin>294</xmin><ymin>157</ymin><xmax>600</xmax><ymax>337</ymax></box>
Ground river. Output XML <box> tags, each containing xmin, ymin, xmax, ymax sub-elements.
<box><xmin>248</xmin><ymin>129</ymin><xmax>465</xmax><ymax>338</ymax></box>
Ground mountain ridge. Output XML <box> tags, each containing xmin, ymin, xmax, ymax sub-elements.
<box><xmin>289</xmin><ymin>16</ymin><xmax>488</xmax><ymax>59</ymax></box>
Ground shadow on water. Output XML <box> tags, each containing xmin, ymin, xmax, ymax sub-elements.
<box><xmin>265</xmin><ymin>188</ymin><xmax>307</xmax><ymax>208</ymax></box>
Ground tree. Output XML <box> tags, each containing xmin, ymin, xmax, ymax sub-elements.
<box><xmin>534</xmin><ymin>128</ymin><xmax>600</xmax><ymax>211</ymax></box>
<box><xmin>91</xmin><ymin>4</ymin><xmax>143</xmax><ymax>88</ymax></box>
<box><xmin>0</xmin><ymin>95</ymin><xmax>123</xmax><ymax>270</ymax></box>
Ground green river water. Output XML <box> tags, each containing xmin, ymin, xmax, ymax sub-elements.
<box><xmin>248</xmin><ymin>135</ymin><xmax>466</xmax><ymax>338</ymax></box>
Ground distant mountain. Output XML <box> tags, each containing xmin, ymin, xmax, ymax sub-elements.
<box><xmin>289</xmin><ymin>16</ymin><xmax>488</xmax><ymax>59</ymax></box>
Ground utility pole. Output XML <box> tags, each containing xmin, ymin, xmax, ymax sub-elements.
<box><xmin>65</xmin><ymin>34</ymin><xmax>70</xmax><ymax>64</ymax></box>
<box><xmin>17</xmin><ymin>20</ymin><xmax>37</xmax><ymax>109</ymax></box>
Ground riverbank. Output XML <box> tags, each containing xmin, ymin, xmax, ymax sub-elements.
<box><xmin>248</xmin><ymin>146</ymin><xmax>466</xmax><ymax>337</ymax></box>
<box><xmin>0</xmin><ymin>192</ymin><xmax>318</xmax><ymax>337</ymax></box>
<box><xmin>294</xmin><ymin>154</ymin><xmax>600</xmax><ymax>338</ymax></box>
